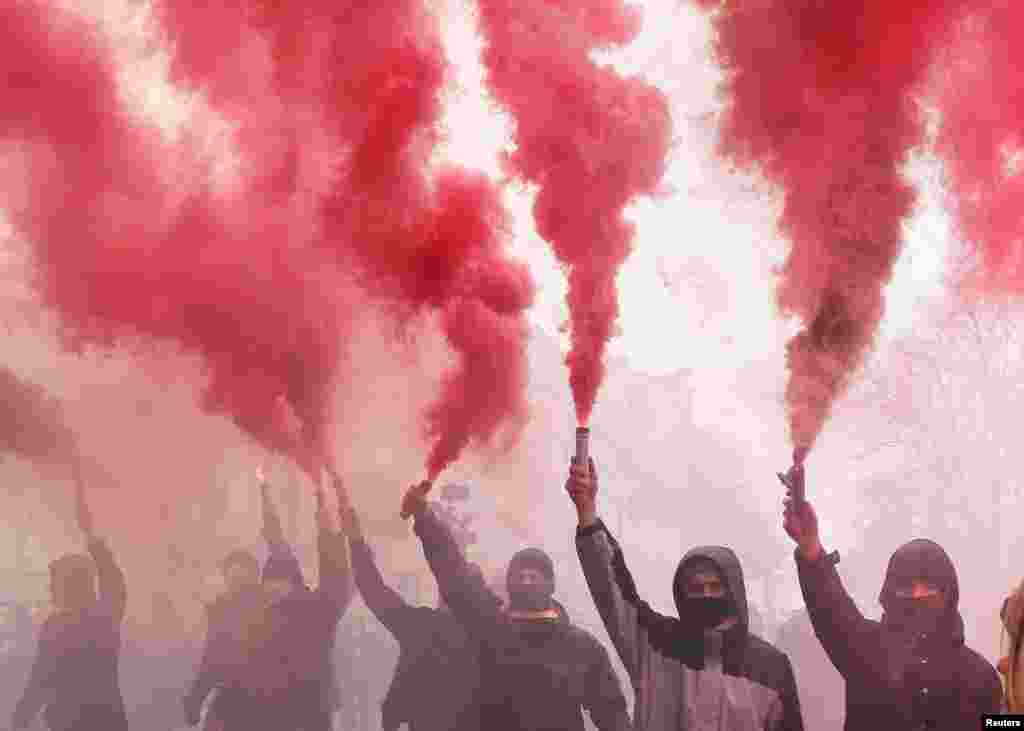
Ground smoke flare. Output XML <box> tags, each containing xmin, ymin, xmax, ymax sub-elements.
<box><xmin>696</xmin><ymin>0</ymin><xmax>965</xmax><ymax>454</ymax></box>
<box><xmin>474</xmin><ymin>0</ymin><xmax>671</xmax><ymax>426</ymax></box>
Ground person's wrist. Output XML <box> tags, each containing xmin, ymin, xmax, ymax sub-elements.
<box><xmin>799</xmin><ymin>539</ymin><xmax>823</xmax><ymax>562</ymax></box>
<box><xmin>577</xmin><ymin>507</ymin><xmax>598</xmax><ymax>529</ymax></box>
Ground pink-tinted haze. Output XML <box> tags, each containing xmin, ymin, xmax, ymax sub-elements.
<box><xmin>935</xmin><ymin>4</ymin><xmax>1024</xmax><ymax>297</ymax></box>
<box><xmin>0</xmin><ymin>1</ymin><xmax>344</xmax><ymax>477</ymax></box>
<box><xmin>695</xmin><ymin>0</ymin><xmax>965</xmax><ymax>456</ymax></box>
<box><xmin>0</xmin><ymin>365</ymin><xmax>74</xmax><ymax>465</ymax></box>
<box><xmin>474</xmin><ymin>0</ymin><xmax>671</xmax><ymax>425</ymax></box>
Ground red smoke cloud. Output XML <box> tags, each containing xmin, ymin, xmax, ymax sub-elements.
<box><xmin>473</xmin><ymin>0</ymin><xmax>671</xmax><ymax>426</ymax></box>
<box><xmin>160</xmin><ymin>1</ymin><xmax>535</xmax><ymax>479</ymax></box>
<box><xmin>0</xmin><ymin>365</ymin><xmax>74</xmax><ymax>465</ymax></box>
<box><xmin>935</xmin><ymin>5</ymin><xmax>1024</xmax><ymax>296</ymax></box>
<box><xmin>318</xmin><ymin>3</ymin><xmax>534</xmax><ymax>479</ymax></box>
<box><xmin>695</xmin><ymin>1</ymin><xmax>965</xmax><ymax>457</ymax></box>
<box><xmin>0</xmin><ymin>2</ymin><xmax>344</xmax><ymax>476</ymax></box>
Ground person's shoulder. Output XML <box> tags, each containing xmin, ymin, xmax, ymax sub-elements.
<box><xmin>960</xmin><ymin>644</ymin><xmax>999</xmax><ymax>681</ymax></box>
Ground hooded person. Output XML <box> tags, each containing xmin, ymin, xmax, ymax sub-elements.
<box><xmin>192</xmin><ymin>471</ymin><xmax>353</xmax><ymax>731</ymax></box>
<box><xmin>11</xmin><ymin>473</ymin><xmax>128</xmax><ymax>731</ymax></box>
<box><xmin>401</xmin><ymin>480</ymin><xmax>631</xmax><ymax>731</ymax></box>
<box><xmin>782</xmin><ymin>462</ymin><xmax>1002</xmax><ymax>729</ymax></box>
<box><xmin>345</xmin><ymin>499</ymin><xmax>481</xmax><ymax>731</ymax></box>
<box><xmin>569</xmin><ymin>457</ymin><xmax>803</xmax><ymax>730</ymax></box>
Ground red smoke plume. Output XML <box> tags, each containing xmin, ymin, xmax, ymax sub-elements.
<box><xmin>696</xmin><ymin>1</ymin><xmax>965</xmax><ymax>456</ymax></box>
<box><xmin>161</xmin><ymin>1</ymin><xmax>534</xmax><ymax>479</ymax></box>
<box><xmin>935</xmin><ymin>5</ymin><xmax>1024</xmax><ymax>296</ymax></box>
<box><xmin>0</xmin><ymin>365</ymin><xmax>75</xmax><ymax>465</ymax></box>
<box><xmin>473</xmin><ymin>0</ymin><xmax>671</xmax><ymax>426</ymax></box>
<box><xmin>0</xmin><ymin>2</ymin><xmax>344</xmax><ymax>476</ymax></box>
<box><xmin>318</xmin><ymin>3</ymin><xmax>534</xmax><ymax>479</ymax></box>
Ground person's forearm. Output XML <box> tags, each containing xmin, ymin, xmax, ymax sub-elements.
<box><xmin>577</xmin><ymin>508</ymin><xmax>598</xmax><ymax>529</ymax></box>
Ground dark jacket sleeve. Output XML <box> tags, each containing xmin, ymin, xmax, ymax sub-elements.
<box><xmin>89</xmin><ymin>537</ymin><xmax>127</xmax><ymax>623</ymax></box>
<box><xmin>350</xmin><ymin>538</ymin><xmax>418</xmax><ymax>640</ymax></box>
<box><xmin>317</xmin><ymin>525</ymin><xmax>354</xmax><ymax>620</ymax></box>
<box><xmin>794</xmin><ymin>548</ymin><xmax>870</xmax><ymax>678</ymax></box>
<box><xmin>777</xmin><ymin>652</ymin><xmax>804</xmax><ymax>731</ymax></box>
<box><xmin>413</xmin><ymin>507</ymin><xmax>503</xmax><ymax>638</ymax></box>
<box><xmin>186</xmin><ymin>603</ymin><xmax>223</xmax><ymax>707</ymax></box>
<box><xmin>583</xmin><ymin>637</ymin><xmax>633</xmax><ymax>731</ymax></box>
<box><xmin>11</xmin><ymin>621</ymin><xmax>58</xmax><ymax>729</ymax></box>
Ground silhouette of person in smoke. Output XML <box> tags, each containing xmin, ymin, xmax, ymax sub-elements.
<box><xmin>11</xmin><ymin>460</ymin><xmax>129</xmax><ymax>731</ymax></box>
<box><xmin>185</xmin><ymin>466</ymin><xmax>348</xmax><ymax>731</ymax></box>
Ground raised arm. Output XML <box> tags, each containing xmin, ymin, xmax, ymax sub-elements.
<box><xmin>570</xmin><ymin>458</ymin><xmax>658</xmax><ymax>686</ymax></box>
<box><xmin>75</xmin><ymin>459</ymin><xmax>126</xmax><ymax>621</ymax></box>
<box><xmin>783</xmin><ymin>464</ymin><xmax>868</xmax><ymax>677</ymax></box>
<box><xmin>260</xmin><ymin>468</ymin><xmax>291</xmax><ymax>559</ymax></box>
<box><xmin>89</xmin><ymin>537</ymin><xmax>127</xmax><ymax>623</ymax></box>
<box><xmin>316</xmin><ymin>475</ymin><xmax>353</xmax><ymax>617</ymax></box>
<box><xmin>345</xmin><ymin>503</ymin><xmax>417</xmax><ymax>638</ymax></box>
<box><xmin>404</xmin><ymin>481</ymin><xmax>503</xmax><ymax>638</ymax></box>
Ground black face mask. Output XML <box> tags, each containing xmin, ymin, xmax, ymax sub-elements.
<box><xmin>508</xmin><ymin>585</ymin><xmax>551</xmax><ymax>613</ymax></box>
<box><xmin>682</xmin><ymin>597</ymin><xmax>732</xmax><ymax>630</ymax></box>
<box><xmin>885</xmin><ymin>597</ymin><xmax>945</xmax><ymax>634</ymax></box>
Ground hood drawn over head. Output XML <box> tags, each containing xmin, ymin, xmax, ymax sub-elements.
<box><xmin>880</xmin><ymin>539</ymin><xmax>963</xmax><ymax>642</ymax></box>
<box><xmin>673</xmin><ymin>545</ymin><xmax>748</xmax><ymax>634</ymax></box>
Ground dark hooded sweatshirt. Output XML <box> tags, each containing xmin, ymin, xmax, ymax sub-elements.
<box><xmin>11</xmin><ymin>538</ymin><xmax>128</xmax><ymax>731</ymax></box>
<box><xmin>796</xmin><ymin>539</ymin><xmax>1001</xmax><ymax>730</ymax></box>
<box><xmin>414</xmin><ymin>507</ymin><xmax>631</xmax><ymax>731</ymax></box>
<box><xmin>350</xmin><ymin>537</ymin><xmax>480</xmax><ymax>731</ymax></box>
<box><xmin>576</xmin><ymin>520</ymin><xmax>803</xmax><ymax>730</ymax></box>
<box><xmin>215</xmin><ymin>528</ymin><xmax>352</xmax><ymax>731</ymax></box>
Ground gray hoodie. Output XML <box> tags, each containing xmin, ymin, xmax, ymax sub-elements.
<box><xmin>577</xmin><ymin>520</ymin><xmax>802</xmax><ymax>731</ymax></box>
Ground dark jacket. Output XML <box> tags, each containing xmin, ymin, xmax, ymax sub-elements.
<box><xmin>350</xmin><ymin>537</ymin><xmax>480</xmax><ymax>731</ymax></box>
<box><xmin>11</xmin><ymin>538</ymin><xmax>128</xmax><ymax>731</ymax></box>
<box><xmin>186</xmin><ymin>584</ymin><xmax>265</xmax><ymax>730</ymax></box>
<box><xmin>414</xmin><ymin>507</ymin><xmax>631</xmax><ymax>731</ymax></box>
<box><xmin>222</xmin><ymin>528</ymin><xmax>352</xmax><ymax>731</ymax></box>
<box><xmin>796</xmin><ymin>540</ymin><xmax>1001</xmax><ymax>730</ymax></box>
<box><xmin>576</xmin><ymin>520</ymin><xmax>802</xmax><ymax>730</ymax></box>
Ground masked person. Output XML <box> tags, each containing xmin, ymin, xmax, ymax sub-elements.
<box><xmin>401</xmin><ymin>480</ymin><xmax>631</xmax><ymax>731</ymax></box>
<box><xmin>11</xmin><ymin>462</ymin><xmax>129</xmax><ymax>731</ymax></box>
<box><xmin>782</xmin><ymin>462</ymin><xmax>1001</xmax><ymax>729</ymax></box>
<box><xmin>344</xmin><ymin>493</ymin><xmax>481</xmax><ymax>731</ymax></box>
<box><xmin>569</xmin><ymin>458</ymin><xmax>803</xmax><ymax>731</ymax></box>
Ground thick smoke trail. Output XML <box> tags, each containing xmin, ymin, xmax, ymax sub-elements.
<box><xmin>160</xmin><ymin>1</ymin><xmax>534</xmax><ymax>480</ymax></box>
<box><xmin>695</xmin><ymin>1</ymin><xmax>965</xmax><ymax>456</ymax></box>
<box><xmin>935</xmin><ymin>5</ymin><xmax>1024</xmax><ymax>295</ymax></box>
<box><xmin>0</xmin><ymin>365</ymin><xmax>74</xmax><ymax>465</ymax></box>
<box><xmin>0</xmin><ymin>2</ymin><xmax>345</xmax><ymax>476</ymax></box>
<box><xmin>473</xmin><ymin>0</ymin><xmax>671</xmax><ymax>426</ymax></box>
<box><xmin>318</xmin><ymin>2</ymin><xmax>535</xmax><ymax>479</ymax></box>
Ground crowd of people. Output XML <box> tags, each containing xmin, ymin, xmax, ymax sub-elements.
<box><xmin>3</xmin><ymin>454</ymin><xmax>1023</xmax><ymax>730</ymax></box>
